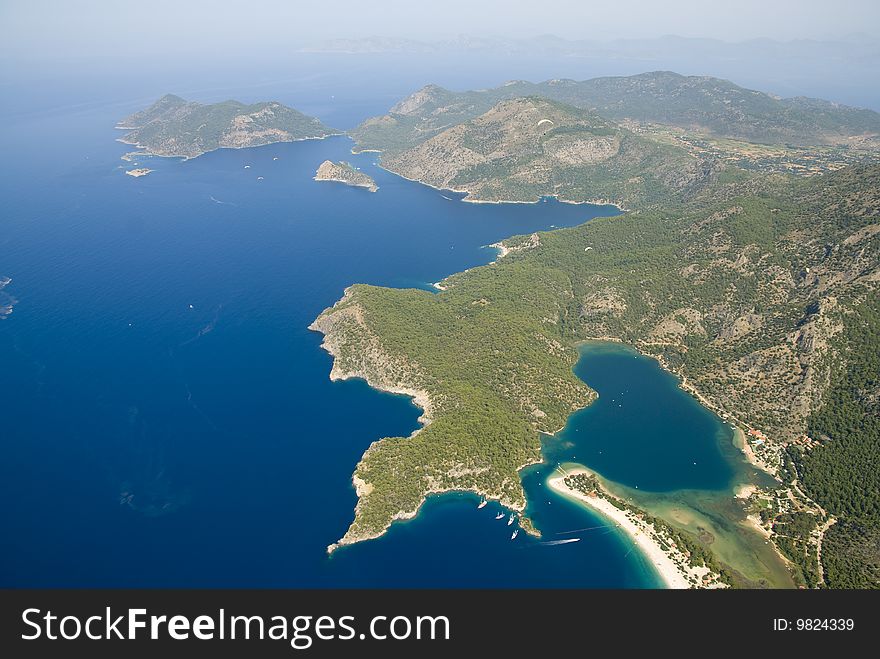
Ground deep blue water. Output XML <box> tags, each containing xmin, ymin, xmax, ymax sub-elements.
<box><xmin>1</xmin><ymin>70</ymin><xmax>733</xmax><ymax>589</ymax></box>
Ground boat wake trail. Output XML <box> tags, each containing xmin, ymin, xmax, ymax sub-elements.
<box><xmin>555</xmin><ymin>523</ymin><xmax>614</xmax><ymax>535</ymax></box>
<box><xmin>180</xmin><ymin>304</ymin><xmax>223</xmax><ymax>347</ymax></box>
<box><xmin>540</xmin><ymin>538</ymin><xmax>581</xmax><ymax>546</ymax></box>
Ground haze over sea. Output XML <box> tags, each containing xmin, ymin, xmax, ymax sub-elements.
<box><xmin>0</xmin><ymin>54</ymin><xmax>813</xmax><ymax>587</ymax></box>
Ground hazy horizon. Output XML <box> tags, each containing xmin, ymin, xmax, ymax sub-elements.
<box><xmin>1</xmin><ymin>1</ymin><xmax>879</xmax><ymax>115</ymax></box>
<box><xmin>2</xmin><ymin>0</ymin><xmax>879</xmax><ymax>60</ymax></box>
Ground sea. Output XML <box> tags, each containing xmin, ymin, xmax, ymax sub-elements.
<box><xmin>0</xmin><ymin>55</ymin><xmax>774</xmax><ymax>588</ymax></box>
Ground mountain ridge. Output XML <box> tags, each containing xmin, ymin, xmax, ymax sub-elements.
<box><xmin>352</xmin><ymin>71</ymin><xmax>880</xmax><ymax>153</ymax></box>
<box><xmin>376</xmin><ymin>95</ymin><xmax>715</xmax><ymax>207</ymax></box>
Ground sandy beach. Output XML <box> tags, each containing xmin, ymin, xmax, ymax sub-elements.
<box><xmin>547</xmin><ymin>467</ymin><xmax>708</xmax><ymax>589</ymax></box>
<box><xmin>488</xmin><ymin>241</ymin><xmax>510</xmax><ymax>260</ymax></box>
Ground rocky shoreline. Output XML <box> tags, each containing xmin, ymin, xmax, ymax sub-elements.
<box><xmin>309</xmin><ymin>288</ymin><xmax>538</xmax><ymax>553</ymax></box>
<box><xmin>314</xmin><ymin>160</ymin><xmax>378</xmax><ymax>192</ymax></box>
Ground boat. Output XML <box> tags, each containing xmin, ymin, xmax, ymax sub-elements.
<box><xmin>507</xmin><ymin>514</ymin><xmax>515</xmax><ymax>526</ymax></box>
<box><xmin>541</xmin><ymin>538</ymin><xmax>580</xmax><ymax>546</ymax></box>
<box><xmin>495</xmin><ymin>512</ymin><xmax>505</xmax><ymax>520</ymax></box>
<box><xmin>477</xmin><ymin>498</ymin><xmax>487</xmax><ymax>509</ymax></box>
<box><xmin>511</xmin><ymin>530</ymin><xmax>519</xmax><ymax>539</ymax></box>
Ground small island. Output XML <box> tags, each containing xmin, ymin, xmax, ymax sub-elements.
<box><xmin>314</xmin><ymin>160</ymin><xmax>378</xmax><ymax>192</ymax></box>
<box><xmin>125</xmin><ymin>168</ymin><xmax>153</xmax><ymax>177</ymax></box>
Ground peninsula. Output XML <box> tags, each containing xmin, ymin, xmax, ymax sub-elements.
<box><xmin>548</xmin><ymin>467</ymin><xmax>727</xmax><ymax>588</ymax></box>
<box><xmin>314</xmin><ymin>160</ymin><xmax>378</xmax><ymax>192</ymax></box>
<box><xmin>117</xmin><ymin>94</ymin><xmax>339</xmax><ymax>159</ymax></box>
<box><xmin>312</xmin><ymin>160</ymin><xmax>880</xmax><ymax>588</ymax></box>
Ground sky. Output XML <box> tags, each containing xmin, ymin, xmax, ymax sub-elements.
<box><xmin>2</xmin><ymin>0</ymin><xmax>879</xmax><ymax>60</ymax></box>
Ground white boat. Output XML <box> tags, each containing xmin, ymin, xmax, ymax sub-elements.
<box><xmin>541</xmin><ymin>538</ymin><xmax>580</xmax><ymax>546</ymax></box>
<box><xmin>511</xmin><ymin>530</ymin><xmax>519</xmax><ymax>539</ymax></box>
<box><xmin>495</xmin><ymin>512</ymin><xmax>505</xmax><ymax>520</ymax></box>
<box><xmin>477</xmin><ymin>499</ymin><xmax>487</xmax><ymax>509</ymax></box>
<box><xmin>507</xmin><ymin>514</ymin><xmax>515</xmax><ymax>526</ymax></box>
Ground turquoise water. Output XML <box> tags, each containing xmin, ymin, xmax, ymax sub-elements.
<box><xmin>1</xmin><ymin>69</ymin><xmax>738</xmax><ymax>589</ymax></box>
<box><xmin>545</xmin><ymin>342</ymin><xmax>735</xmax><ymax>492</ymax></box>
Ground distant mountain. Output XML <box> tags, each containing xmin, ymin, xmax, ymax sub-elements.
<box><xmin>352</xmin><ymin>72</ymin><xmax>880</xmax><ymax>151</ymax></box>
<box><xmin>299</xmin><ymin>34</ymin><xmax>880</xmax><ymax>60</ymax></box>
<box><xmin>117</xmin><ymin>95</ymin><xmax>339</xmax><ymax>159</ymax></box>
<box><xmin>374</xmin><ymin>96</ymin><xmax>711</xmax><ymax>207</ymax></box>
<box><xmin>301</xmin><ymin>34</ymin><xmax>880</xmax><ymax>107</ymax></box>
<box><xmin>533</xmin><ymin>72</ymin><xmax>880</xmax><ymax>145</ymax></box>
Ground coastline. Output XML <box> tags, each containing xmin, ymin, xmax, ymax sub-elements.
<box><xmin>315</xmin><ymin>355</ymin><xmax>539</xmax><ymax>554</ymax></box>
<box><xmin>488</xmin><ymin>241</ymin><xmax>510</xmax><ymax>260</ymax></box>
<box><xmin>647</xmin><ymin>348</ymin><xmax>779</xmax><ymax>477</ymax></box>
<box><xmin>464</xmin><ymin>195</ymin><xmax>626</xmax><ymax>211</ymax></box>
<box><xmin>115</xmin><ymin>131</ymin><xmax>344</xmax><ymax>161</ymax></box>
<box><xmin>365</xmin><ymin>156</ymin><xmax>626</xmax><ymax>210</ymax></box>
<box><xmin>313</xmin><ymin>175</ymin><xmax>378</xmax><ymax>192</ymax></box>
<box><xmin>576</xmin><ymin>338</ymin><xmax>779</xmax><ymax>479</ymax></box>
<box><xmin>327</xmin><ymin>482</ymin><xmax>534</xmax><ymax>556</ymax></box>
<box><xmin>309</xmin><ymin>299</ymin><xmax>436</xmax><ymax>429</ymax></box>
<box><xmin>309</xmin><ymin>290</ymin><xmax>543</xmax><ymax>553</ymax></box>
<box><xmin>547</xmin><ymin>467</ymin><xmax>720</xmax><ymax>589</ymax></box>
<box><xmin>309</xmin><ymin>290</ymin><xmax>781</xmax><ymax>576</ymax></box>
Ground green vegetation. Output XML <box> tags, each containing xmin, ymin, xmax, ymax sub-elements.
<box><xmin>349</xmin><ymin>72</ymin><xmax>880</xmax><ymax>209</ymax></box>
<box><xmin>352</xmin><ymin>72</ymin><xmax>880</xmax><ymax>156</ymax></box>
<box><xmin>314</xmin><ymin>160</ymin><xmax>378</xmax><ymax>192</ymax></box>
<box><xmin>312</xmin><ymin>164</ymin><xmax>880</xmax><ymax>580</ymax></box>
<box><xmin>800</xmin><ymin>297</ymin><xmax>880</xmax><ymax>520</ymax></box>
<box><xmin>772</xmin><ymin>511</ymin><xmax>821</xmax><ymax>587</ymax></box>
<box><xmin>117</xmin><ymin>95</ymin><xmax>338</xmax><ymax>159</ymax></box>
<box><xmin>788</xmin><ymin>295</ymin><xmax>880</xmax><ymax>587</ymax></box>
<box><xmin>373</xmin><ymin>96</ymin><xmax>712</xmax><ymax>208</ymax></box>
<box><xmin>820</xmin><ymin>520</ymin><xmax>880</xmax><ymax>589</ymax></box>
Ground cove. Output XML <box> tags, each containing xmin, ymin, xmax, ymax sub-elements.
<box><xmin>536</xmin><ymin>342</ymin><xmax>793</xmax><ymax>587</ymax></box>
<box><xmin>544</xmin><ymin>341</ymin><xmax>735</xmax><ymax>492</ymax></box>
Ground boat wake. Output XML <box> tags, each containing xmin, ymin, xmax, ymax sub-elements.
<box><xmin>540</xmin><ymin>538</ymin><xmax>581</xmax><ymax>546</ymax></box>
<box><xmin>180</xmin><ymin>304</ymin><xmax>224</xmax><ymax>347</ymax></box>
<box><xmin>555</xmin><ymin>523</ymin><xmax>613</xmax><ymax>535</ymax></box>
